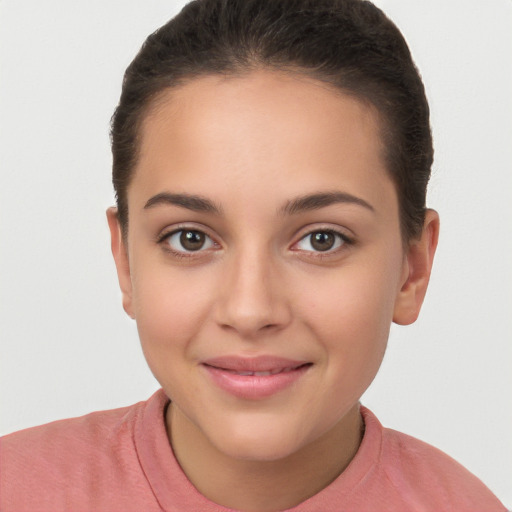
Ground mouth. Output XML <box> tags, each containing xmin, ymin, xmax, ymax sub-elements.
<box><xmin>203</xmin><ymin>363</ymin><xmax>311</xmax><ymax>376</ymax></box>
<box><xmin>201</xmin><ymin>356</ymin><xmax>313</xmax><ymax>400</ymax></box>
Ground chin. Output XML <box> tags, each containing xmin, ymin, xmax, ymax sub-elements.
<box><xmin>209</xmin><ymin>418</ymin><xmax>310</xmax><ymax>462</ymax></box>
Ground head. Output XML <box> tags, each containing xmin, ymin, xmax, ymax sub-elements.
<box><xmin>107</xmin><ymin>0</ymin><xmax>439</xmax><ymax>468</ymax></box>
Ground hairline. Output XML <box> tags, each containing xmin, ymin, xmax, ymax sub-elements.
<box><xmin>119</xmin><ymin>65</ymin><xmax>411</xmax><ymax>247</ymax></box>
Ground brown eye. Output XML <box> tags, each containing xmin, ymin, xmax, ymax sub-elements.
<box><xmin>166</xmin><ymin>229</ymin><xmax>214</xmax><ymax>252</ymax></box>
<box><xmin>296</xmin><ymin>230</ymin><xmax>347</xmax><ymax>253</ymax></box>
<box><xmin>180</xmin><ymin>230</ymin><xmax>205</xmax><ymax>251</ymax></box>
<box><xmin>310</xmin><ymin>232</ymin><xmax>335</xmax><ymax>251</ymax></box>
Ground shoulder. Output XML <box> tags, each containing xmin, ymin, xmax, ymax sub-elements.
<box><xmin>362</xmin><ymin>408</ymin><xmax>506</xmax><ymax>511</ymax></box>
<box><xmin>2</xmin><ymin>398</ymin><xmax>142</xmax><ymax>465</ymax></box>
<box><xmin>0</xmin><ymin>390</ymin><xmax>169</xmax><ymax>511</ymax></box>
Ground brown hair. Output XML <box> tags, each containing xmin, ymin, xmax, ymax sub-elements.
<box><xmin>111</xmin><ymin>0</ymin><xmax>432</xmax><ymax>241</ymax></box>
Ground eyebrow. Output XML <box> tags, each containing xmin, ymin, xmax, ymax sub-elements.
<box><xmin>280</xmin><ymin>191</ymin><xmax>375</xmax><ymax>215</ymax></box>
<box><xmin>143</xmin><ymin>192</ymin><xmax>223</xmax><ymax>214</ymax></box>
<box><xmin>143</xmin><ymin>190</ymin><xmax>374</xmax><ymax>216</ymax></box>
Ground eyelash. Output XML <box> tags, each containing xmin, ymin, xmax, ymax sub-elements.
<box><xmin>292</xmin><ymin>229</ymin><xmax>354</xmax><ymax>259</ymax></box>
<box><xmin>156</xmin><ymin>226</ymin><xmax>354</xmax><ymax>260</ymax></box>
<box><xmin>156</xmin><ymin>227</ymin><xmax>218</xmax><ymax>259</ymax></box>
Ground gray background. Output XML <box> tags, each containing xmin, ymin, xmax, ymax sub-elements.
<box><xmin>1</xmin><ymin>0</ymin><xmax>511</xmax><ymax>506</ymax></box>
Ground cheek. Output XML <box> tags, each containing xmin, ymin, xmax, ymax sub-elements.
<box><xmin>297</xmin><ymin>255</ymin><xmax>402</xmax><ymax>379</ymax></box>
<box><xmin>131</xmin><ymin>263</ymin><xmax>216</xmax><ymax>363</ymax></box>
<box><xmin>299</xmin><ymin>262</ymin><xmax>399</xmax><ymax>336</ymax></box>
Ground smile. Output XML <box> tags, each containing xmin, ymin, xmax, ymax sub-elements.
<box><xmin>214</xmin><ymin>366</ymin><xmax>304</xmax><ymax>376</ymax></box>
<box><xmin>201</xmin><ymin>356</ymin><xmax>312</xmax><ymax>400</ymax></box>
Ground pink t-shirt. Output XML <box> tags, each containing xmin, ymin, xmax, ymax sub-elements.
<box><xmin>1</xmin><ymin>389</ymin><xmax>506</xmax><ymax>511</ymax></box>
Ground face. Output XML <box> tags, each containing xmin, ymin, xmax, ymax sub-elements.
<box><xmin>109</xmin><ymin>70</ymin><xmax>433</xmax><ymax>462</ymax></box>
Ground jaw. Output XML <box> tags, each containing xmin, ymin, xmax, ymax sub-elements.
<box><xmin>166</xmin><ymin>396</ymin><xmax>363</xmax><ymax>511</ymax></box>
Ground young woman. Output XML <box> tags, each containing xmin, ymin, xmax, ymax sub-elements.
<box><xmin>1</xmin><ymin>0</ymin><xmax>508</xmax><ymax>510</ymax></box>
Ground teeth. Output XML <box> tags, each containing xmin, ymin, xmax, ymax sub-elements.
<box><xmin>233</xmin><ymin>366</ymin><xmax>299</xmax><ymax>376</ymax></box>
<box><xmin>211</xmin><ymin>364</ymin><xmax>308</xmax><ymax>376</ymax></box>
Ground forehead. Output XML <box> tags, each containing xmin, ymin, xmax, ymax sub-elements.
<box><xmin>130</xmin><ymin>70</ymin><xmax>397</xmax><ymax>220</ymax></box>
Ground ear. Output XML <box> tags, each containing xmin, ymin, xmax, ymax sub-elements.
<box><xmin>106</xmin><ymin>207</ymin><xmax>135</xmax><ymax>319</ymax></box>
<box><xmin>393</xmin><ymin>209</ymin><xmax>440</xmax><ymax>325</ymax></box>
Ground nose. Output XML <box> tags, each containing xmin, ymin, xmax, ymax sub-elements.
<box><xmin>215</xmin><ymin>247</ymin><xmax>292</xmax><ymax>339</ymax></box>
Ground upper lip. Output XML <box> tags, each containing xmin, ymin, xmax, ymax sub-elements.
<box><xmin>202</xmin><ymin>355</ymin><xmax>310</xmax><ymax>373</ymax></box>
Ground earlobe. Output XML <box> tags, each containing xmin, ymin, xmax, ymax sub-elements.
<box><xmin>106</xmin><ymin>207</ymin><xmax>135</xmax><ymax>319</ymax></box>
<box><xmin>393</xmin><ymin>209</ymin><xmax>440</xmax><ymax>325</ymax></box>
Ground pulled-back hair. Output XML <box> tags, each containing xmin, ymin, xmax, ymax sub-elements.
<box><xmin>111</xmin><ymin>0</ymin><xmax>432</xmax><ymax>242</ymax></box>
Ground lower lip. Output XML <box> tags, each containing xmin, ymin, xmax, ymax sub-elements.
<box><xmin>202</xmin><ymin>364</ymin><xmax>311</xmax><ymax>400</ymax></box>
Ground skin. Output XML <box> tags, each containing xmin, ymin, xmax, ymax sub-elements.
<box><xmin>108</xmin><ymin>70</ymin><xmax>439</xmax><ymax>511</ymax></box>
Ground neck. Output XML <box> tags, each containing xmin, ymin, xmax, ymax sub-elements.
<box><xmin>166</xmin><ymin>404</ymin><xmax>363</xmax><ymax>512</ymax></box>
